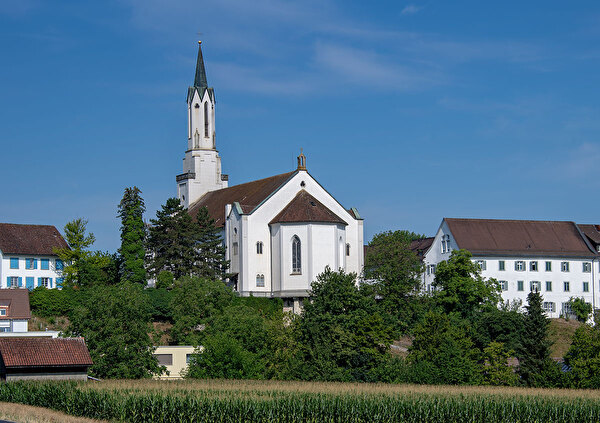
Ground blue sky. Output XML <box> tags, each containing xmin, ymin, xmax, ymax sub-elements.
<box><xmin>1</xmin><ymin>1</ymin><xmax>600</xmax><ymax>251</ymax></box>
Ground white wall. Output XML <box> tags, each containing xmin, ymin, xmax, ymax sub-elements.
<box><xmin>0</xmin><ymin>253</ymin><xmax>63</xmax><ymax>290</ymax></box>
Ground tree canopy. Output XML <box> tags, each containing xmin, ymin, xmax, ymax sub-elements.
<box><xmin>117</xmin><ymin>186</ymin><xmax>146</xmax><ymax>284</ymax></box>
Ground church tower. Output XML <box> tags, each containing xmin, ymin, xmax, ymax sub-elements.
<box><xmin>176</xmin><ymin>41</ymin><xmax>228</xmax><ymax>208</ymax></box>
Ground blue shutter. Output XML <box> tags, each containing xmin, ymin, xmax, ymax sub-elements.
<box><xmin>26</xmin><ymin>277</ymin><xmax>34</xmax><ymax>290</ymax></box>
<box><xmin>56</xmin><ymin>278</ymin><xmax>63</xmax><ymax>289</ymax></box>
<box><xmin>6</xmin><ymin>277</ymin><xmax>9</xmax><ymax>288</ymax></box>
<box><xmin>49</xmin><ymin>278</ymin><xmax>53</xmax><ymax>289</ymax></box>
<box><xmin>33</xmin><ymin>259</ymin><xmax>37</xmax><ymax>269</ymax></box>
<box><xmin>18</xmin><ymin>277</ymin><xmax>22</xmax><ymax>288</ymax></box>
<box><xmin>37</xmin><ymin>277</ymin><xmax>41</xmax><ymax>287</ymax></box>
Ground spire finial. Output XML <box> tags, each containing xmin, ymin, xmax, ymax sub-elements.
<box><xmin>297</xmin><ymin>149</ymin><xmax>306</xmax><ymax>171</ymax></box>
<box><xmin>193</xmin><ymin>41</ymin><xmax>208</xmax><ymax>89</ymax></box>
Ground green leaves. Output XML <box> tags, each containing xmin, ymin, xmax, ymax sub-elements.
<box><xmin>117</xmin><ymin>186</ymin><xmax>147</xmax><ymax>285</ymax></box>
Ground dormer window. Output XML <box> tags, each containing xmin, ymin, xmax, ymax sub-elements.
<box><xmin>0</xmin><ymin>308</ymin><xmax>7</xmax><ymax>316</ymax></box>
<box><xmin>441</xmin><ymin>235</ymin><xmax>451</xmax><ymax>253</ymax></box>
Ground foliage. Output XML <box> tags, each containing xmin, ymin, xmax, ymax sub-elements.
<box><xmin>143</xmin><ymin>288</ymin><xmax>174</xmax><ymax>322</ymax></box>
<box><xmin>516</xmin><ymin>291</ymin><xmax>554</xmax><ymax>387</ymax></box>
<box><xmin>291</xmin><ymin>267</ymin><xmax>393</xmax><ymax>382</ymax></box>
<box><xmin>155</xmin><ymin>271</ymin><xmax>175</xmax><ymax>290</ymax></box>
<box><xmin>29</xmin><ymin>287</ymin><xmax>77</xmax><ymax>317</ymax></box>
<box><xmin>193</xmin><ymin>206</ymin><xmax>229</xmax><ymax>281</ymax></box>
<box><xmin>117</xmin><ymin>186</ymin><xmax>146</xmax><ymax>284</ymax></box>
<box><xmin>480</xmin><ymin>341</ymin><xmax>518</xmax><ymax>386</ymax></box>
<box><xmin>564</xmin><ymin>323</ymin><xmax>600</xmax><ymax>388</ymax></box>
<box><xmin>433</xmin><ymin>249</ymin><xmax>501</xmax><ymax>319</ymax></box>
<box><xmin>169</xmin><ymin>276</ymin><xmax>235</xmax><ymax>345</ymax></box>
<box><xmin>68</xmin><ymin>282</ymin><xmax>163</xmax><ymax>379</ymax></box>
<box><xmin>471</xmin><ymin>308</ymin><xmax>524</xmax><ymax>353</ymax></box>
<box><xmin>147</xmin><ymin>198</ymin><xmax>197</xmax><ymax>279</ymax></box>
<box><xmin>568</xmin><ymin>297</ymin><xmax>592</xmax><ymax>323</ymax></box>
<box><xmin>408</xmin><ymin>311</ymin><xmax>481</xmax><ymax>385</ymax></box>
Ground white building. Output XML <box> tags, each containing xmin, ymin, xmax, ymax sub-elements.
<box><xmin>0</xmin><ymin>223</ymin><xmax>68</xmax><ymax>290</ymax></box>
<box><xmin>0</xmin><ymin>289</ymin><xmax>31</xmax><ymax>333</ymax></box>
<box><xmin>177</xmin><ymin>43</ymin><xmax>364</xmax><ymax>312</ymax></box>
<box><xmin>423</xmin><ymin>218</ymin><xmax>599</xmax><ymax>318</ymax></box>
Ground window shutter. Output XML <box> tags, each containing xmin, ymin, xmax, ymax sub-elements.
<box><xmin>56</xmin><ymin>278</ymin><xmax>63</xmax><ymax>288</ymax></box>
<box><xmin>33</xmin><ymin>259</ymin><xmax>37</xmax><ymax>269</ymax></box>
<box><xmin>18</xmin><ymin>277</ymin><xmax>22</xmax><ymax>287</ymax></box>
<box><xmin>49</xmin><ymin>278</ymin><xmax>53</xmax><ymax>288</ymax></box>
<box><xmin>37</xmin><ymin>277</ymin><xmax>41</xmax><ymax>287</ymax></box>
<box><xmin>6</xmin><ymin>277</ymin><xmax>9</xmax><ymax>287</ymax></box>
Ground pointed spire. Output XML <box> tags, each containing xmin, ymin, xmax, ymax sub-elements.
<box><xmin>194</xmin><ymin>41</ymin><xmax>208</xmax><ymax>89</ymax></box>
<box><xmin>297</xmin><ymin>149</ymin><xmax>307</xmax><ymax>171</ymax></box>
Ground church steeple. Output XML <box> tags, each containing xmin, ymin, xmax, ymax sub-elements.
<box><xmin>193</xmin><ymin>41</ymin><xmax>208</xmax><ymax>89</ymax></box>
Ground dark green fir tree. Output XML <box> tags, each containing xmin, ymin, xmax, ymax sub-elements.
<box><xmin>117</xmin><ymin>186</ymin><xmax>147</xmax><ymax>284</ymax></box>
<box><xmin>194</xmin><ymin>206</ymin><xmax>229</xmax><ymax>280</ymax></box>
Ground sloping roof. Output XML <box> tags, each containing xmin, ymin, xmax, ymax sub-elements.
<box><xmin>0</xmin><ymin>289</ymin><xmax>31</xmax><ymax>320</ymax></box>
<box><xmin>188</xmin><ymin>171</ymin><xmax>296</xmax><ymax>227</ymax></box>
<box><xmin>445</xmin><ymin>218</ymin><xmax>597</xmax><ymax>258</ymax></box>
<box><xmin>270</xmin><ymin>190</ymin><xmax>347</xmax><ymax>225</ymax></box>
<box><xmin>0</xmin><ymin>223</ymin><xmax>68</xmax><ymax>255</ymax></box>
<box><xmin>0</xmin><ymin>338</ymin><xmax>92</xmax><ymax>368</ymax></box>
<box><xmin>410</xmin><ymin>237</ymin><xmax>434</xmax><ymax>258</ymax></box>
<box><xmin>578</xmin><ymin>224</ymin><xmax>600</xmax><ymax>246</ymax></box>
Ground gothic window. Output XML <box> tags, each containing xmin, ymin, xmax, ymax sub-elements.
<box><xmin>292</xmin><ymin>235</ymin><xmax>301</xmax><ymax>274</ymax></box>
<box><xmin>346</xmin><ymin>243</ymin><xmax>350</xmax><ymax>256</ymax></box>
<box><xmin>256</xmin><ymin>274</ymin><xmax>265</xmax><ymax>287</ymax></box>
<box><xmin>204</xmin><ymin>102</ymin><xmax>209</xmax><ymax>137</ymax></box>
<box><xmin>256</xmin><ymin>241</ymin><xmax>263</xmax><ymax>254</ymax></box>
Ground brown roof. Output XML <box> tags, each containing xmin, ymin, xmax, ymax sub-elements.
<box><xmin>0</xmin><ymin>289</ymin><xmax>31</xmax><ymax>320</ymax></box>
<box><xmin>578</xmin><ymin>224</ymin><xmax>600</xmax><ymax>246</ymax></box>
<box><xmin>0</xmin><ymin>223</ymin><xmax>68</xmax><ymax>255</ymax></box>
<box><xmin>0</xmin><ymin>337</ymin><xmax>92</xmax><ymax>368</ymax></box>
<box><xmin>445</xmin><ymin>218</ymin><xmax>597</xmax><ymax>258</ymax></box>
<box><xmin>410</xmin><ymin>237</ymin><xmax>434</xmax><ymax>258</ymax></box>
<box><xmin>188</xmin><ymin>172</ymin><xmax>296</xmax><ymax>227</ymax></box>
<box><xmin>270</xmin><ymin>190</ymin><xmax>347</xmax><ymax>225</ymax></box>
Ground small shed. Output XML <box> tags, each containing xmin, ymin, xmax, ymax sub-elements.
<box><xmin>0</xmin><ymin>337</ymin><xmax>93</xmax><ymax>381</ymax></box>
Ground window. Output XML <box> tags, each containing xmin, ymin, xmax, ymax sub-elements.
<box><xmin>475</xmin><ymin>260</ymin><xmax>486</xmax><ymax>271</ymax></box>
<box><xmin>426</xmin><ymin>264</ymin><xmax>436</xmax><ymax>275</ymax></box>
<box><xmin>0</xmin><ymin>309</ymin><xmax>6</xmax><ymax>316</ymax></box>
<box><xmin>55</xmin><ymin>259</ymin><xmax>63</xmax><ymax>270</ymax></box>
<box><xmin>0</xmin><ymin>328</ymin><xmax>9</xmax><ymax>333</ymax></box>
<box><xmin>186</xmin><ymin>354</ymin><xmax>193</xmax><ymax>364</ymax></box>
<box><xmin>515</xmin><ymin>261</ymin><xmax>525</xmax><ymax>271</ymax></box>
<box><xmin>41</xmin><ymin>259</ymin><xmax>49</xmax><ymax>270</ymax></box>
<box><xmin>530</xmin><ymin>281</ymin><xmax>541</xmax><ymax>292</ymax></box>
<box><xmin>40</xmin><ymin>277</ymin><xmax>50</xmax><ymax>288</ymax></box>
<box><xmin>546</xmin><ymin>281</ymin><xmax>552</xmax><ymax>292</ymax></box>
<box><xmin>292</xmin><ymin>236</ymin><xmax>301</xmax><ymax>274</ymax></box>
<box><xmin>256</xmin><ymin>241</ymin><xmax>263</xmax><ymax>254</ymax></box>
<box><xmin>346</xmin><ymin>243</ymin><xmax>350</xmax><ymax>256</ymax></box>
<box><xmin>232</xmin><ymin>242</ymin><xmax>238</xmax><ymax>256</ymax></box>
<box><xmin>56</xmin><ymin>278</ymin><xmax>63</xmax><ymax>289</ymax></box>
<box><xmin>562</xmin><ymin>302</ymin><xmax>574</xmax><ymax>317</ymax></box>
<box><xmin>25</xmin><ymin>258</ymin><xmax>36</xmax><ymax>270</ymax></box>
<box><xmin>9</xmin><ymin>277</ymin><xmax>18</xmax><ymax>288</ymax></box>
<box><xmin>500</xmin><ymin>280</ymin><xmax>508</xmax><ymax>291</ymax></box>
<box><xmin>583</xmin><ymin>281</ymin><xmax>590</xmax><ymax>292</ymax></box>
<box><xmin>583</xmin><ymin>262</ymin><xmax>592</xmax><ymax>273</ymax></box>
<box><xmin>530</xmin><ymin>261</ymin><xmax>538</xmax><ymax>271</ymax></box>
<box><xmin>204</xmin><ymin>102</ymin><xmax>209</xmax><ymax>137</ymax></box>
<box><xmin>545</xmin><ymin>261</ymin><xmax>552</xmax><ymax>272</ymax></box>
<box><xmin>498</xmin><ymin>260</ymin><xmax>505</xmax><ymax>271</ymax></box>
<box><xmin>517</xmin><ymin>280</ymin><xmax>524</xmax><ymax>291</ymax></box>
<box><xmin>563</xmin><ymin>281</ymin><xmax>570</xmax><ymax>292</ymax></box>
<box><xmin>154</xmin><ymin>354</ymin><xmax>173</xmax><ymax>366</ymax></box>
<box><xmin>9</xmin><ymin>258</ymin><xmax>18</xmax><ymax>269</ymax></box>
<box><xmin>561</xmin><ymin>262</ymin><xmax>569</xmax><ymax>272</ymax></box>
<box><xmin>543</xmin><ymin>302</ymin><xmax>556</xmax><ymax>313</ymax></box>
<box><xmin>441</xmin><ymin>235</ymin><xmax>451</xmax><ymax>253</ymax></box>
<box><xmin>256</xmin><ymin>274</ymin><xmax>265</xmax><ymax>287</ymax></box>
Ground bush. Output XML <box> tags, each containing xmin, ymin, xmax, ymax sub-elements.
<box><xmin>29</xmin><ymin>287</ymin><xmax>76</xmax><ymax>317</ymax></box>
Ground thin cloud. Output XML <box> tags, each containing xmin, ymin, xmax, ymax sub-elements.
<box><xmin>401</xmin><ymin>5</ymin><xmax>421</xmax><ymax>15</ymax></box>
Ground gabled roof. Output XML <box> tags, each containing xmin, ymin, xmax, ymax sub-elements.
<box><xmin>0</xmin><ymin>223</ymin><xmax>68</xmax><ymax>255</ymax></box>
<box><xmin>270</xmin><ymin>190</ymin><xmax>347</xmax><ymax>225</ymax></box>
<box><xmin>445</xmin><ymin>218</ymin><xmax>597</xmax><ymax>258</ymax></box>
<box><xmin>578</xmin><ymin>224</ymin><xmax>600</xmax><ymax>246</ymax></box>
<box><xmin>0</xmin><ymin>338</ymin><xmax>92</xmax><ymax>368</ymax></box>
<box><xmin>0</xmin><ymin>289</ymin><xmax>30</xmax><ymax>320</ymax></box>
<box><xmin>188</xmin><ymin>171</ymin><xmax>296</xmax><ymax>227</ymax></box>
<box><xmin>410</xmin><ymin>237</ymin><xmax>434</xmax><ymax>259</ymax></box>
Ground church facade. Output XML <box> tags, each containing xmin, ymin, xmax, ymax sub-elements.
<box><xmin>177</xmin><ymin>43</ymin><xmax>364</xmax><ymax>311</ymax></box>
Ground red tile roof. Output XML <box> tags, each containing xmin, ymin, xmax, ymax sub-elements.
<box><xmin>0</xmin><ymin>289</ymin><xmax>31</xmax><ymax>320</ymax></box>
<box><xmin>0</xmin><ymin>338</ymin><xmax>92</xmax><ymax>368</ymax></box>
<box><xmin>410</xmin><ymin>237</ymin><xmax>434</xmax><ymax>258</ymax></box>
<box><xmin>445</xmin><ymin>218</ymin><xmax>597</xmax><ymax>258</ymax></box>
<box><xmin>578</xmin><ymin>224</ymin><xmax>600</xmax><ymax>246</ymax></box>
<box><xmin>0</xmin><ymin>224</ymin><xmax>68</xmax><ymax>255</ymax></box>
<box><xmin>270</xmin><ymin>190</ymin><xmax>347</xmax><ymax>225</ymax></box>
<box><xmin>188</xmin><ymin>171</ymin><xmax>296</xmax><ymax>227</ymax></box>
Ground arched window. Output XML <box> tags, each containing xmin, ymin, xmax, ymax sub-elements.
<box><xmin>346</xmin><ymin>243</ymin><xmax>350</xmax><ymax>256</ymax></box>
<box><xmin>256</xmin><ymin>274</ymin><xmax>265</xmax><ymax>287</ymax></box>
<box><xmin>204</xmin><ymin>102</ymin><xmax>209</xmax><ymax>137</ymax></box>
<box><xmin>292</xmin><ymin>235</ymin><xmax>301</xmax><ymax>274</ymax></box>
<box><xmin>256</xmin><ymin>241</ymin><xmax>263</xmax><ymax>254</ymax></box>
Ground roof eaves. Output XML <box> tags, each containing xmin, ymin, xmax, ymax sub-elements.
<box><xmin>233</xmin><ymin>202</ymin><xmax>243</xmax><ymax>215</ymax></box>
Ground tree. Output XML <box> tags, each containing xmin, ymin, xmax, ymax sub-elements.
<box><xmin>193</xmin><ymin>206</ymin><xmax>229</xmax><ymax>280</ymax></box>
<box><xmin>433</xmin><ymin>249</ymin><xmax>501</xmax><ymax>319</ymax></box>
<box><xmin>516</xmin><ymin>291</ymin><xmax>554</xmax><ymax>387</ymax></box>
<box><xmin>147</xmin><ymin>198</ymin><xmax>197</xmax><ymax>279</ymax></box>
<box><xmin>480</xmin><ymin>341</ymin><xmax>518</xmax><ymax>386</ymax></box>
<box><xmin>68</xmin><ymin>283</ymin><xmax>163</xmax><ymax>379</ymax></box>
<box><xmin>564</xmin><ymin>323</ymin><xmax>600</xmax><ymax>388</ymax></box>
<box><xmin>117</xmin><ymin>186</ymin><xmax>146</xmax><ymax>284</ymax></box>
<box><xmin>568</xmin><ymin>297</ymin><xmax>592</xmax><ymax>323</ymax></box>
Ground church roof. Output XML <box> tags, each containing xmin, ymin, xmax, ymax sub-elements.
<box><xmin>270</xmin><ymin>190</ymin><xmax>348</xmax><ymax>226</ymax></box>
<box><xmin>188</xmin><ymin>171</ymin><xmax>297</xmax><ymax>227</ymax></box>
<box><xmin>445</xmin><ymin>218</ymin><xmax>597</xmax><ymax>258</ymax></box>
<box><xmin>0</xmin><ymin>223</ymin><xmax>68</xmax><ymax>255</ymax></box>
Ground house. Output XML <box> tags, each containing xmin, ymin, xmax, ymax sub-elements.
<box><xmin>0</xmin><ymin>289</ymin><xmax>31</xmax><ymax>333</ymax></box>
<box><xmin>0</xmin><ymin>223</ymin><xmax>68</xmax><ymax>290</ymax></box>
<box><xmin>0</xmin><ymin>337</ymin><xmax>92</xmax><ymax>381</ymax></box>
<box><xmin>176</xmin><ymin>43</ymin><xmax>364</xmax><ymax>312</ymax></box>
<box><xmin>423</xmin><ymin>218</ymin><xmax>599</xmax><ymax>317</ymax></box>
<box><xmin>153</xmin><ymin>345</ymin><xmax>196</xmax><ymax>379</ymax></box>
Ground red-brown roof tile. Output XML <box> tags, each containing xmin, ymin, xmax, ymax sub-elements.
<box><xmin>0</xmin><ymin>289</ymin><xmax>31</xmax><ymax>320</ymax></box>
<box><xmin>270</xmin><ymin>190</ymin><xmax>348</xmax><ymax>225</ymax></box>
<box><xmin>0</xmin><ymin>338</ymin><xmax>92</xmax><ymax>368</ymax></box>
<box><xmin>446</xmin><ymin>218</ymin><xmax>597</xmax><ymax>258</ymax></box>
<box><xmin>0</xmin><ymin>224</ymin><xmax>68</xmax><ymax>255</ymax></box>
<box><xmin>410</xmin><ymin>237</ymin><xmax>434</xmax><ymax>258</ymax></box>
<box><xmin>578</xmin><ymin>224</ymin><xmax>600</xmax><ymax>246</ymax></box>
<box><xmin>188</xmin><ymin>171</ymin><xmax>296</xmax><ymax>227</ymax></box>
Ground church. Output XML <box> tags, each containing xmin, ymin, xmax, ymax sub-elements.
<box><xmin>176</xmin><ymin>43</ymin><xmax>364</xmax><ymax>312</ymax></box>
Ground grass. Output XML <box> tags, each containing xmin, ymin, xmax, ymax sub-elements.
<box><xmin>549</xmin><ymin>318</ymin><xmax>582</xmax><ymax>358</ymax></box>
<box><xmin>0</xmin><ymin>401</ymin><xmax>107</xmax><ymax>423</ymax></box>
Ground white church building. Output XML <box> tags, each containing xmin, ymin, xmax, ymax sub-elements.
<box><xmin>176</xmin><ymin>43</ymin><xmax>364</xmax><ymax>311</ymax></box>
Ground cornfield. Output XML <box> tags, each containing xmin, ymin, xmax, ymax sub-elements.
<box><xmin>1</xmin><ymin>380</ymin><xmax>600</xmax><ymax>422</ymax></box>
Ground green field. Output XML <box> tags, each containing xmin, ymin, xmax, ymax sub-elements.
<box><xmin>2</xmin><ymin>379</ymin><xmax>600</xmax><ymax>422</ymax></box>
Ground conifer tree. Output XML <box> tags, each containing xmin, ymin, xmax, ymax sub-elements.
<box><xmin>117</xmin><ymin>186</ymin><xmax>147</xmax><ymax>284</ymax></box>
<box><xmin>147</xmin><ymin>198</ymin><xmax>196</xmax><ymax>279</ymax></box>
<box><xmin>516</xmin><ymin>291</ymin><xmax>553</xmax><ymax>386</ymax></box>
<box><xmin>194</xmin><ymin>206</ymin><xmax>229</xmax><ymax>280</ymax></box>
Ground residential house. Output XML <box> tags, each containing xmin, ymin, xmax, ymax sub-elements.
<box><xmin>0</xmin><ymin>289</ymin><xmax>31</xmax><ymax>333</ymax></box>
<box><xmin>153</xmin><ymin>345</ymin><xmax>196</xmax><ymax>379</ymax></box>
